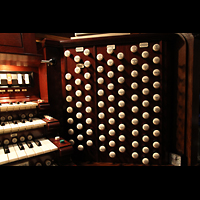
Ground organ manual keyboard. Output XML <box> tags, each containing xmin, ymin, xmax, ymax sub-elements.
<box><xmin>0</xmin><ymin>33</ymin><xmax>73</xmax><ymax>166</ymax></box>
<box><xmin>41</xmin><ymin>33</ymin><xmax>200</xmax><ymax>166</ymax></box>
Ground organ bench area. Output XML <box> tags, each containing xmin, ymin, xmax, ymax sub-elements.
<box><xmin>0</xmin><ymin>33</ymin><xmax>73</xmax><ymax>166</ymax></box>
<box><xmin>41</xmin><ymin>33</ymin><xmax>200</xmax><ymax>166</ymax></box>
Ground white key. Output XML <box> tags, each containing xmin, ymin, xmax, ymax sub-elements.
<box><xmin>7</xmin><ymin>145</ymin><xmax>19</xmax><ymax>163</ymax></box>
<box><xmin>31</xmin><ymin>141</ymin><xmax>44</xmax><ymax>156</ymax></box>
<box><xmin>19</xmin><ymin>102</ymin><xmax>27</xmax><ymax>110</ymax></box>
<box><xmin>0</xmin><ymin>126</ymin><xmax>4</xmax><ymax>134</ymax></box>
<box><xmin>13</xmin><ymin>144</ymin><xmax>27</xmax><ymax>160</ymax></box>
<box><xmin>0</xmin><ymin>147</ymin><xmax>8</xmax><ymax>165</ymax></box>
<box><xmin>39</xmin><ymin>138</ymin><xmax>58</xmax><ymax>152</ymax></box>
<box><xmin>22</xmin><ymin>142</ymin><xmax>36</xmax><ymax>157</ymax></box>
<box><xmin>13</xmin><ymin>103</ymin><xmax>20</xmax><ymax>111</ymax></box>
<box><xmin>37</xmin><ymin>138</ymin><xmax>52</xmax><ymax>153</ymax></box>
<box><xmin>1</xmin><ymin>104</ymin><xmax>9</xmax><ymax>112</ymax></box>
<box><xmin>9</xmin><ymin>122</ymin><xmax>19</xmax><ymax>133</ymax></box>
<box><xmin>7</xmin><ymin>104</ymin><xmax>14</xmax><ymax>111</ymax></box>
<box><xmin>18</xmin><ymin>121</ymin><xmax>26</xmax><ymax>131</ymax></box>
<box><xmin>3</xmin><ymin>123</ymin><xmax>12</xmax><ymax>134</ymax></box>
<box><xmin>25</xmin><ymin>121</ymin><xmax>33</xmax><ymax>130</ymax></box>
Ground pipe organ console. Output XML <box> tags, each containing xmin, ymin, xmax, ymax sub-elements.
<box><xmin>41</xmin><ymin>33</ymin><xmax>200</xmax><ymax>166</ymax></box>
<box><xmin>0</xmin><ymin>33</ymin><xmax>73</xmax><ymax>166</ymax></box>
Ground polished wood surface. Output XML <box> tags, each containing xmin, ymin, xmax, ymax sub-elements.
<box><xmin>42</xmin><ymin>33</ymin><xmax>200</xmax><ymax>166</ymax></box>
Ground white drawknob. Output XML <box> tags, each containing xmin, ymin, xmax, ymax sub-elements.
<box><xmin>131</xmin><ymin>58</ymin><xmax>138</xmax><ymax>65</ymax></box>
<box><xmin>141</xmin><ymin>51</ymin><xmax>149</xmax><ymax>59</ymax></box>
<box><xmin>118</xmin><ymin>89</ymin><xmax>125</xmax><ymax>96</ymax></box>
<box><xmin>76</xmin><ymin>101</ymin><xmax>82</xmax><ymax>108</ymax></box>
<box><xmin>98</xmin><ymin>101</ymin><xmax>105</xmax><ymax>108</ymax></box>
<box><xmin>108</xmin><ymin>118</ymin><xmax>115</xmax><ymax>125</ymax></box>
<box><xmin>109</xmin><ymin>140</ymin><xmax>116</xmax><ymax>147</ymax></box>
<box><xmin>142</xmin><ymin>158</ymin><xmax>149</xmax><ymax>165</ymax></box>
<box><xmin>86</xmin><ymin>118</ymin><xmax>92</xmax><ymax>125</ymax></box>
<box><xmin>77</xmin><ymin>145</ymin><xmax>84</xmax><ymax>151</ymax></box>
<box><xmin>97</xmin><ymin>77</ymin><xmax>104</xmax><ymax>84</ymax></box>
<box><xmin>132</xmin><ymin>141</ymin><xmax>139</xmax><ymax>148</ymax></box>
<box><xmin>97</xmin><ymin>66</ymin><xmax>104</xmax><ymax>73</ymax></box>
<box><xmin>108</xmin><ymin>106</ymin><xmax>115</xmax><ymax>113</ymax></box>
<box><xmin>130</xmin><ymin>45</ymin><xmax>138</xmax><ymax>53</ymax></box>
<box><xmin>132</xmin><ymin>106</ymin><xmax>139</xmax><ymax>113</ymax></box>
<box><xmin>75</xmin><ymin>90</ymin><xmax>82</xmax><ymax>97</ymax></box>
<box><xmin>85</xmin><ymin>95</ymin><xmax>92</xmax><ymax>102</ymax></box>
<box><xmin>118</xmin><ymin>76</ymin><xmax>125</xmax><ymax>84</ymax></box>
<box><xmin>99</xmin><ymin>135</ymin><xmax>106</xmax><ymax>141</ymax></box>
<box><xmin>153</xmin><ymin>44</ymin><xmax>160</xmax><ymax>52</ymax></box>
<box><xmin>86</xmin><ymin>129</ymin><xmax>93</xmax><ymax>136</ymax></box>
<box><xmin>77</xmin><ymin>123</ymin><xmax>83</xmax><ymax>130</ymax></box>
<box><xmin>74</xmin><ymin>67</ymin><xmax>81</xmax><ymax>74</ymax></box>
<box><xmin>153</xmin><ymin>106</ymin><xmax>161</xmax><ymax>113</ymax></box>
<box><xmin>107</xmin><ymin>59</ymin><xmax>114</xmax><ymax>66</ymax></box>
<box><xmin>98</xmin><ymin>89</ymin><xmax>104</xmax><ymax>96</ymax></box>
<box><xmin>107</xmin><ymin>71</ymin><xmax>114</xmax><ymax>78</ymax></box>
<box><xmin>118</xmin><ymin>123</ymin><xmax>125</xmax><ymax>131</ymax></box>
<box><xmin>99</xmin><ymin>124</ymin><xmax>105</xmax><ymax>131</ymax></box>
<box><xmin>64</xmin><ymin>50</ymin><xmax>71</xmax><ymax>57</ymax></box>
<box><xmin>142</xmin><ymin>147</ymin><xmax>149</xmax><ymax>154</ymax></box>
<box><xmin>87</xmin><ymin>140</ymin><xmax>93</xmax><ymax>146</ymax></box>
<box><xmin>66</xmin><ymin>96</ymin><xmax>73</xmax><ymax>102</ymax></box>
<box><xmin>153</xmin><ymin>69</ymin><xmax>160</xmax><ymax>76</ymax></box>
<box><xmin>85</xmin><ymin>84</ymin><xmax>92</xmax><ymax>91</ymax></box>
<box><xmin>99</xmin><ymin>146</ymin><xmax>106</xmax><ymax>152</ymax></box>
<box><xmin>153</xmin><ymin>130</ymin><xmax>160</xmax><ymax>137</ymax></box>
<box><xmin>74</xmin><ymin>55</ymin><xmax>81</xmax><ymax>63</ymax></box>
<box><xmin>142</xmin><ymin>76</ymin><xmax>149</xmax><ymax>83</ymax></box>
<box><xmin>68</xmin><ymin>129</ymin><xmax>74</xmax><ymax>135</ymax></box>
<box><xmin>84</xmin><ymin>49</ymin><xmax>90</xmax><ymax>56</ymax></box>
<box><xmin>85</xmin><ymin>106</ymin><xmax>92</xmax><ymax>113</ymax></box>
<box><xmin>107</xmin><ymin>83</ymin><xmax>115</xmax><ymax>90</ymax></box>
<box><xmin>153</xmin><ymin>56</ymin><xmax>160</xmax><ymax>64</ymax></box>
<box><xmin>153</xmin><ymin>141</ymin><xmax>160</xmax><ymax>149</ymax></box>
<box><xmin>109</xmin><ymin>151</ymin><xmax>116</xmax><ymax>158</ymax></box>
<box><xmin>84</xmin><ymin>60</ymin><xmax>91</xmax><ymax>68</ymax></box>
<box><xmin>119</xmin><ymin>146</ymin><xmax>126</xmax><ymax>153</ymax></box>
<box><xmin>142</xmin><ymin>63</ymin><xmax>149</xmax><ymax>71</ymax></box>
<box><xmin>118</xmin><ymin>112</ymin><xmax>125</xmax><ymax>119</ymax></box>
<box><xmin>65</xmin><ymin>73</ymin><xmax>72</xmax><ymax>80</ymax></box>
<box><xmin>142</xmin><ymin>124</ymin><xmax>150</xmax><ymax>131</ymax></box>
<box><xmin>118</xmin><ymin>64</ymin><xmax>125</xmax><ymax>72</ymax></box>
<box><xmin>77</xmin><ymin>134</ymin><xmax>84</xmax><ymax>141</ymax></box>
<box><xmin>119</xmin><ymin>135</ymin><xmax>126</xmax><ymax>142</ymax></box>
<box><xmin>98</xmin><ymin>112</ymin><xmax>105</xmax><ymax>119</ymax></box>
<box><xmin>76</xmin><ymin>112</ymin><xmax>83</xmax><ymax>119</ymax></box>
<box><xmin>107</xmin><ymin>47</ymin><xmax>114</xmax><ymax>54</ymax></box>
<box><xmin>97</xmin><ymin>53</ymin><xmax>104</xmax><ymax>61</ymax></box>
<box><xmin>84</xmin><ymin>72</ymin><xmax>91</xmax><ymax>79</ymax></box>
<box><xmin>108</xmin><ymin>95</ymin><xmax>115</xmax><ymax>102</ymax></box>
<box><xmin>132</xmin><ymin>129</ymin><xmax>139</xmax><ymax>137</ymax></box>
<box><xmin>153</xmin><ymin>153</ymin><xmax>160</xmax><ymax>160</ymax></box>
<box><xmin>132</xmin><ymin>152</ymin><xmax>139</xmax><ymax>159</ymax></box>
<box><xmin>142</xmin><ymin>135</ymin><xmax>149</xmax><ymax>142</ymax></box>
<box><xmin>109</xmin><ymin>129</ymin><xmax>116</xmax><ymax>136</ymax></box>
<box><xmin>75</xmin><ymin>78</ymin><xmax>81</xmax><ymax>85</ymax></box>
<box><xmin>117</xmin><ymin>52</ymin><xmax>124</xmax><ymax>60</ymax></box>
<box><xmin>132</xmin><ymin>118</ymin><xmax>139</xmax><ymax>125</ymax></box>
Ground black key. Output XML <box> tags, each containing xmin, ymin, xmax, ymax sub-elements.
<box><xmin>1</xmin><ymin>122</ymin><xmax>5</xmax><ymax>126</ymax></box>
<box><xmin>18</xmin><ymin>143</ymin><xmax>24</xmax><ymax>150</ymax></box>
<box><xmin>35</xmin><ymin>140</ymin><xmax>41</xmax><ymax>146</ymax></box>
<box><xmin>27</xmin><ymin>141</ymin><xmax>33</xmax><ymax>148</ymax></box>
<box><xmin>4</xmin><ymin>146</ymin><xmax>10</xmax><ymax>154</ymax></box>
